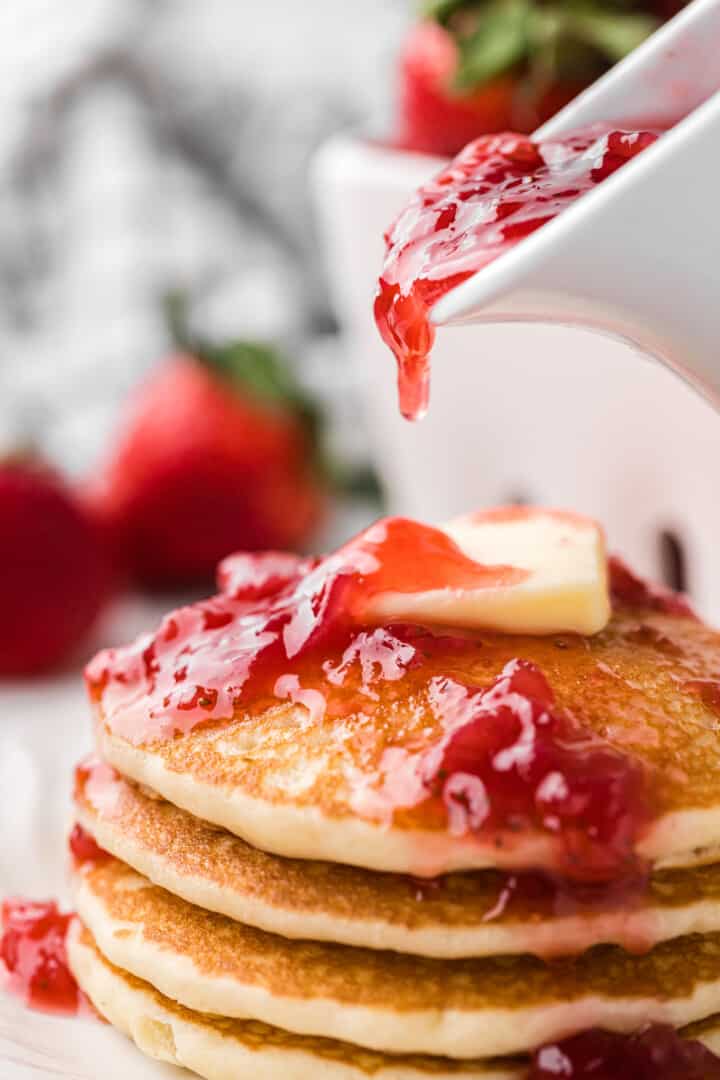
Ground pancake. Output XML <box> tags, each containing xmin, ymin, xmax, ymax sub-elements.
<box><xmin>72</xmin><ymin>857</ymin><xmax>720</xmax><ymax>1060</ymax></box>
<box><xmin>68</xmin><ymin>923</ymin><xmax>525</xmax><ymax>1080</ymax></box>
<box><xmin>74</xmin><ymin>761</ymin><xmax>720</xmax><ymax>959</ymax></box>
<box><xmin>93</xmin><ymin>606</ymin><xmax>720</xmax><ymax>877</ymax></box>
<box><xmin>66</xmin><ymin>926</ymin><xmax>720</xmax><ymax>1080</ymax></box>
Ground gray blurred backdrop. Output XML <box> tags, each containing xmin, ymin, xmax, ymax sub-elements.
<box><xmin>0</xmin><ymin>1</ymin><xmax>411</xmax><ymax>475</ymax></box>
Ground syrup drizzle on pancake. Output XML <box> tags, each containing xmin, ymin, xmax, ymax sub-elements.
<box><xmin>75</xmin><ymin>755</ymin><xmax>658</xmax><ymax>943</ymax></box>
<box><xmin>84</xmin><ymin>518</ymin><xmax>668</xmax><ymax>882</ymax></box>
<box><xmin>86</xmin><ymin>517</ymin><xmax>523</xmax><ymax>741</ymax></box>
<box><xmin>69</xmin><ymin>823</ymin><xmax>110</xmax><ymax>865</ymax></box>
<box><xmin>353</xmin><ymin>657</ymin><xmax>649</xmax><ymax>881</ymax></box>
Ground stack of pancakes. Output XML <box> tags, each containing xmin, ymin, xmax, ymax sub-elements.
<box><xmin>68</xmin><ymin>583</ymin><xmax>720</xmax><ymax>1077</ymax></box>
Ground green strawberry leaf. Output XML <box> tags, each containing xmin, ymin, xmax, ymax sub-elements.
<box><xmin>453</xmin><ymin>0</ymin><xmax>533</xmax><ymax>89</ymax></box>
<box><xmin>323</xmin><ymin>461</ymin><xmax>384</xmax><ymax>502</ymax></box>
<box><xmin>423</xmin><ymin>0</ymin><xmax>472</xmax><ymax>23</ymax></box>
<box><xmin>163</xmin><ymin>289</ymin><xmax>382</xmax><ymax>504</ymax></box>
<box><xmin>422</xmin><ymin>0</ymin><xmax>663</xmax><ymax>93</ymax></box>
<box><xmin>207</xmin><ymin>343</ymin><xmax>384</xmax><ymax>503</ymax></box>
<box><xmin>205</xmin><ymin>339</ymin><xmax>325</xmax><ymax>456</ymax></box>
<box><xmin>564</xmin><ymin>9</ymin><xmax>659</xmax><ymax>61</ymax></box>
<box><xmin>164</xmin><ymin>287</ymin><xmax>324</xmax><ymax>456</ymax></box>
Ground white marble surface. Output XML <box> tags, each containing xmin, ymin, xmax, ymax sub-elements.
<box><xmin>0</xmin><ymin>994</ymin><xmax>185</xmax><ymax>1080</ymax></box>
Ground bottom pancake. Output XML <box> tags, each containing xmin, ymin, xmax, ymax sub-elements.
<box><xmin>67</xmin><ymin>923</ymin><xmax>524</xmax><ymax>1080</ymax></box>
<box><xmin>73</xmin><ymin>857</ymin><xmax>720</xmax><ymax>1060</ymax></box>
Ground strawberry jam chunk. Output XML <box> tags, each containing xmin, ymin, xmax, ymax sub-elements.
<box><xmin>1</xmin><ymin>898</ymin><xmax>79</xmax><ymax>1014</ymax></box>
<box><xmin>86</xmin><ymin>517</ymin><xmax>521</xmax><ymax>744</ymax></box>
<box><xmin>216</xmin><ymin>550</ymin><xmax>315</xmax><ymax>602</ymax></box>
<box><xmin>422</xmin><ymin>659</ymin><xmax>647</xmax><ymax>881</ymax></box>
<box><xmin>529</xmin><ymin>1025</ymin><xmax>720</xmax><ymax>1078</ymax></box>
<box><xmin>609</xmin><ymin>556</ymin><xmax>696</xmax><ymax>617</ymax></box>
<box><xmin>375</xmin><ymin>126</ymin><xmax>662</xmax><ymax>420</ymax></box>
<box><xmin>68</xmin><ymin>823</ymin><xmax>109</xmax><ymax>865</ymax></box>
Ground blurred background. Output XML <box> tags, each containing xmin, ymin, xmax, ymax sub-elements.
<box><xmin>1</xmin><ymin>0</ymin><xmax>706</xmax><ymax>681</ymax></box>
<box><xmin>0</xmin><ymin>0</ymin><xmax>410</xmax><ymax>480</ymax></box>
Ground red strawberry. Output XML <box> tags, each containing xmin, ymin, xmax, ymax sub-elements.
<box><xmin>89</xmin><ymin>347</ymin><xmax>326</xmax><ymax>590</ymax></box>
<box><xmin>397</xmin><ymin>2</ymin><xmax>665</xmax><ymax>158</ymax></box>
<box><xmin>398</xmin><ymin>23</ymin><xmax>520</xmax><ymax>156</ymax></box>
<box><xmin>0</xmin><ymin>461</ymin><xmax>112</xmax><ymax>675</ymax></box>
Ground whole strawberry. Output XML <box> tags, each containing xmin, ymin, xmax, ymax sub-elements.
<box><xmin>0</xmin><ymin>461</ymin><xmax>112</xmax><ymax>675</ymax></box>
<box><xmin>89</xmin><ymin>344</ymin><xmax>326</xmax><ymax>590</ymax></box>
<box><xmin>397</xmin><ymin>2</ymin><xmax>666</xmax><ymax>157</ymax></box>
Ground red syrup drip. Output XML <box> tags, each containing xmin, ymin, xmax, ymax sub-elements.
<box><xmin>486</xmin><ymin>868</ymin><xmax>650</xmax><ymax>924</ymax></box>
<box><xmin>609</xmin><ymin>556</ymin><xmax>696</xmax><ymax>617</ymax></box>
<box><xmin>416</xmin><ymin>659</ymin><xmax>648</xmax><ymax>882</ymax></box>
<box><xmin>529</xmin><ymin>1024</ymin><xmax>720</xmax><ymax>1078</ymax></box>
<box><xmin>1</xmin><ymin>898</ymin><xmax>80</xmax><ymax>1014</ymax></box>
<box><xmin>374</xmin><ymin>127</ymin><xmax>661</xmax><ymax>420</ymax></box>
<box><xmin>68</xmin><ymin>823</ymin><xmax>109</xmax><ymax>865</ymax></box>
<box><xmin>409</xmin><ymin>867</ymin><xmax>648</xmax><ymax>923</ymax></box>
<box><xmin>85</xmin><ymin>517</ymin><xmax>525</xmax><ymax>745</ymax></box>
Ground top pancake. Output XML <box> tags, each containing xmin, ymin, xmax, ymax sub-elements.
<box><xmin>93</xmin><ymin>603</ymin><xmax>720</xmax><ymax>877</ymax></box>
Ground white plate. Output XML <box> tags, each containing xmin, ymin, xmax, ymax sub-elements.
<box><xmin>0</xmin><ymin>597</ymin><xmax>187</xmax><ymax>1079</ymax></box>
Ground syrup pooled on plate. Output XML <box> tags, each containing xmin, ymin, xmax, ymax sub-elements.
<box><xmin>375</xmin><ymin>127</ymin><xmax>661</xmax><ymax>419</ymax></box>
<box><xmin>529</xmin><ymin>1024</ymin><xmax>720</xmax><ymax>1078</ymax></box>
<box><xmin>0</xmin><ymin>898</ymin><xmax>80</xmax><ymax>1014</ymax></box>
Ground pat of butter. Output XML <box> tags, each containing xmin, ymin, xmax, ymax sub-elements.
<box><xmin>367</xmin><ymin>507</ymin><xmax>610</xmax><ymax>636</ymax></box>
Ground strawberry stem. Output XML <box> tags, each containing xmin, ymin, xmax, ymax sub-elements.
<box><xmin>423</xmin><ymin>0</ymin><xmax>662</xmax><ymax>94</ymax></box>
<box><xmin>162</xmin><ymin>290</ymin><xmax>382</xmax><ymax>504</ymax></box>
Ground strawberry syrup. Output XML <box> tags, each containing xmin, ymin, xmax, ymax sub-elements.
<box><xmin>609</xmin><ymin>556</ymin><xmax>696</xmax><ymax>617</ymax></box>
<box><xmin>355</xmin><ymin>656</ymin><xmax>650</xmax><ymax>884</ymax></box>
<box><xmin>85</xmin><ymin>517</ymin><xmax>665</xmax><ymax>885</ymax></box>
<box><xmin>0</xmin><ymin>806</ymin><xmax>114</xmax><ymax>1015</ymax></box>
<box><xmin>0</xmin><ymin>899</ymin><xmax>80</xmax><ymax>1014</ymax></box>
<box><xmin>85</xmin><ymin>517</ymin><xmax>524</xmax><ymax>743</ymax></box>
<box><xmin>375</xmin><ymin>127</ymin><xmax>661</xmax><ymax>420</ymax></box>
<box><xmin>419</xmin><ymin>658</ymin><xmax>647</xmax><ymax>882</ymax></box>
<box><xmin>529</xmin><ymin>1025</ymin><xmax>720</xmax><ymax>1078</ymax></box>
<box><xmin>68</xmin><ymin>824</ymin><xmax>110</xmax><ymax>865</ymax></box>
